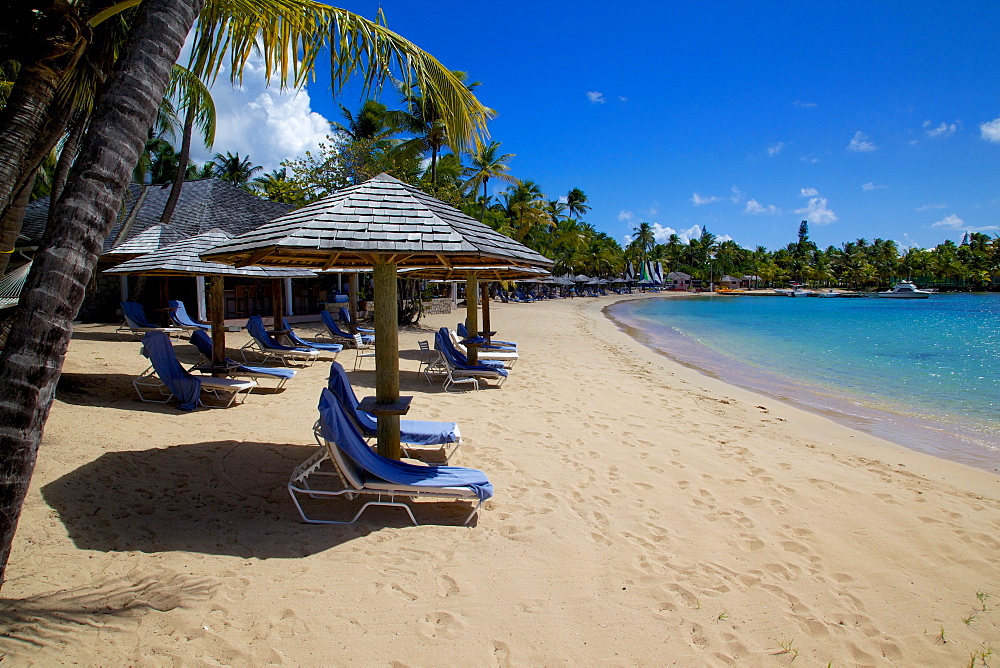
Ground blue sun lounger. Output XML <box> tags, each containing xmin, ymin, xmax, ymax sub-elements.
<box><xmin>279</xmin><ymin>318</ymin><xmax>343</xmax><ymax>357</ymax></box>
<box><xmin>327</xmin><ymin>362</ymin><xmax>461</xmax><ymax>461</ymax></box>
<box><xmin>242</xmin><ymin>315</ymin><xmax>320</xmax><ymax>366</ymax></box>
<box><xmin>167</xmin><ymin>299</ymin><xmax>211</xmax><ymax>332</ymax></box>
<box><xmin>317</xmin><ymin>309</ymin><xmax>373</xmax><ymax>346</ymax></box>
<box><xmin>457</xmin><ymin>322</ymin><xmax>516</xmax><ymax>349</ymax></box>
<box><xmin>189</xmin><ymin>329</ymin><xmax>296</xmax><ymax>390</ymax></box>
<box><xmin>434</xmin><ymin>330</ymin><xmax>508</xmax><ymax>391</ymax></box>
<box><xmin>338</xmin><ymin>307</ymin><xmax>375</xmax><ymax>334</ymax></box>
<box><xmin>287</xmin><ymin>388</ymin><xmax>492</xmax><ymax>525</ymax></box>
<box><xmin>117</xmin><ymin>301</ymin><xmax>183</xmax><ymax>340</ymax></box>
<box><xmin>134</xmin><ymin>330</ymin><xmax>255</xmax><ymax>409</ymax></box>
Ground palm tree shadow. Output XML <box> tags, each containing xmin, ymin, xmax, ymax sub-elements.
<box><xmin>0</xmin><ymin>572</ymin><xmax>215</xmax><ymax>654</ymax></box>
<box><xmin>41</xmin><ymin>440</ymin><xmax>476</xmax><ymax>558</ymax></box>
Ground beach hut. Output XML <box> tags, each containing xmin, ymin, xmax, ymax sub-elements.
<box><xmin>717</xmin><ymin>275</ymin><xmax>740</xmax><ymax>290</ymax></box>
<box><xmin>200</xmin><ymin>173</ymin><xmax>552</xmax><ymax>459</ymax></box>
<box><xmin>105</xmin><ymin>229</ymin><xmax>315</xmax><ymax>369</ymax></box>
<box><xmin>667</xmin><ymin>271</ymin><xmax>692</xmax><ymax>291</ymax></box>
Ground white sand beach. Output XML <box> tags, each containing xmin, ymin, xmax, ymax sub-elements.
<box><xmin>1</xmin><ymin>293</ymin><xmax>998</xmax><ymax>665</ymax></box>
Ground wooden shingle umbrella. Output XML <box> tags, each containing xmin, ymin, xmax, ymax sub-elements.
<box><xmin>200</xmin><ymin>174</ymin><xmax>553</xmax><ymax>459</ymax></box>
<box><xmin>401</xmin><ymin>265</ymin><xmax>550</xmax><ymax>354</ymax></box>
<box><xmin>104</xmin><ymin>229</ymin><xmax>315</xmax><ymax>370</ymax></box>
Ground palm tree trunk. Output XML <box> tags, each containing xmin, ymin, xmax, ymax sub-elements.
<box><xmin>0</xmin><ymin>0</ymin><xmax>204</xmax><ymax>588</ymax></box>
<box><xmin>0</xmin><ymin>8</ymin><xmax>88</xmax><ymax>228</ymax></box>
<box><xmin>159</xmin><ymin>104</ymin><xmax>195</xmax><ymax>225</ymax></box>
<box><xmin>46</xmin><ymin>115</ymin><xmax>88</xmax><ymax>230</ymax></box>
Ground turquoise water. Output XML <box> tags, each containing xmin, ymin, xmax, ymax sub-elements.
<box><xmin>608</xmin><ymin>293</ymin><xmax>1000</xmax><ymax>471</ymax></box>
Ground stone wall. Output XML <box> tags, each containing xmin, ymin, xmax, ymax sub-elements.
<box><xmin>423</xmin><ymin>297</ymin><xmax>453</xmax><ymax>315</ymax></box>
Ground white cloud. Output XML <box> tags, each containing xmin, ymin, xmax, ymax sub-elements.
<box><xmin>932</xmin><ymin>214</ymin><xmax>964</xmax><ymax>229</ymax></box>
<box><xmin>928</xmin><ymin>213</ymin><xmax>997</xmax><ymax>231</ymax></box>
<box><xmin>586</xmin><ymin>90</ymin><xmax>605</xmax><ymax>104</ymax></box>
<box><xmin>744</xmin><ymin>199</ymin><xmax>780</xmax><ymax>215</ymax></box>
<box><xmin>622</xmin><ymin>223</ymin><xmax>704</xmax><ymax>247</ymax></box>
<box><xmin>916</xmin><ymin>203</ymin><xmax>947</xmax><ymax>212</ymax></box>
<box><xmin>729</xmin><ymin>186</ymin><xmax>742</xmax><ymax>203</ymax></box>
<box><xmin>862</xmin><ymin>182</ymin><xmax>887</xmax><ymax>191</ymax></box>
<box><xmin>800</xmin><ymin>155</ymin><xmax>820</xmax><ymax>164</ymax></box>
<box><xmin>794</xmin><ymin>197</ymin><xmax>837</xmax><ymax>225</ymax></box>
<box><xmin>187</xmin><ymin>54</ymin><xmax>330</xmax><ymax>173</ymax></box>
<box><xmin>618</xmin><ymin>96</ymin><xmax>628</xmax><ymax>103</ymax></box>
<box><xmin>896</xmin><ymin>233</ymin><xmax>923</xmax><ymax>251</ymax></box>
<box><xmin>794</xmin><ymin>100</ymin><xmax>817</xmax><ymax>108</ymax></box>
<box><xmin>847</xmin><ymin>131</ymin><xmax>877</xmax><ymax>152</ymax></box>
<box><xmin>980</xmin><ymin>118</ymin><xmax>1000</xmax><ymax>143</ymax></box>
<box><xmin>799</xmin><ymin>187</ymin><xmax>819</xmax><ymax>197</ymax></box>
<box><xmin>767</xmin><ymin>142</ymin><xmax>786</xmax><ymax>157</ymax></box>
<box><xmin>923</xmin><ymin>120</ymin><xmax>957</xmax><ymax>138</ymax></box>
<box><xmin>617</xmin><ymin>210</ymin><xmax>634</xmax><ymax>222</ymax></box>
<box><xmin>691</xmin><ymin>193</ymin><xmax>722</xmax><ymax>206</ymax></box>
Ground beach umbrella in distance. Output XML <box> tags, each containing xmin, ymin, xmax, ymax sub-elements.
<box><xmin>200</xmin><ymin>173</ymin><xmax>552</xmax><ymax>459</ymax></box>
<box><xmin>401</xmin><ymin>265</ymin><xmax>550</xmax><ymax>340</ymax></box>
<box><xmin>104</xmin><ymin>229</ymin><xmax>315</xmax><ymax>370</ymax></box>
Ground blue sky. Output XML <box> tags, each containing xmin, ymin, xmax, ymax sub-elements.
<box><xmin>190</xmin><ymin>1</ymin><xmax>1000</xmax><ymax>252</ymax></box>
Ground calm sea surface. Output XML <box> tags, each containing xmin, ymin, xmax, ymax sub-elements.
<box><xmin>607</xmin><ymin>293</ymin><xmax>1000</xmax><ymax>472</ymax></box>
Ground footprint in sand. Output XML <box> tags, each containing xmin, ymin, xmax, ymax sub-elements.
<box><xmin>420</xmin><ymin>611</ymin><xmax>467</xmax><ymax>639</ymax></box>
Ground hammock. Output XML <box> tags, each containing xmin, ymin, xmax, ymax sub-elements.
<box><xmin>0</xmin><ymin>261</ymin><xmax>32</xmax><ymax>310</ymax></box>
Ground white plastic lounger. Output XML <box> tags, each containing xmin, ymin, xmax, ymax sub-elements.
<box><xmin>448</xmin><ymin>329</ymin><xmax>518</xmax><ymax>367</ymax></box>
<box><xmin>288</xmin><ymin>389</ymin><xmax>491</xmax><ymax>525</ymax></box>
<box><xmin>117</xmin><ymin>301</ymin><xmax>183</xmax><ymax>341</ymax></box>
<box><xmin>242</xmin><ymin>315</ymin><xmax>319</xmax><ymax>367</ymax></box>
<box><xmin>134</xmin><ymin>330</ymin><xmax>256</xmax><ymax>409</ymax></box>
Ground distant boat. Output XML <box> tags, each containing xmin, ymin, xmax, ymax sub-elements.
<box><xmin>816</xmin><ymin>289</ymin><xmax>840</xmax><ymax>298</ymax></box>
<box><xmin>789</xmin><ymin>287</ymin><xmax>812</xmax><ymax>297</ymax></box>
<box><xmin>876</xmin><ymin>281</ymin><xmax>933</xmax><ymax>299</ymax></box>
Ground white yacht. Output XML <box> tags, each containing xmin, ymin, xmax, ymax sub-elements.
<box><xmin>876</xmin><ymin>281</ymin><xmax>932</xmax><ymax>299</ymax></box>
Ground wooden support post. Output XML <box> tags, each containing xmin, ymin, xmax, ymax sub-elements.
<box><xmin>209</xmin><ymin>275</ymin><xmax>227</xmax><ymax>375</ymax></box>
<box><xmin>372</xmin><ymin>259</ymin><xmax>401</xmax><ymax>460</ymax></box>
<box><xmin>158</xmin><ymin>277</ymin><xmax>171</xmax><ymax>325</ymax></box>
<box><xmin>271</xmin><ymin>278</ymin><xmax>284</xmax><ymax>331</ymax></box>
<box><xmin>348</xmin><ymin>273</ymin><xmax>359</xmax><ymax>335</ymax></box>
<box><xmin>465</xmin><ymin>273</ymin><xmax>479</xmax><ymax>366</ymax></box>
<box><xmin>481</xmin><ymin>282</ymin><xmax>492</xmax><ymax>343</ymax></box>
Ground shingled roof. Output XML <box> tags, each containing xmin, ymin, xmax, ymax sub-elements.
<box><xmin>200</xmin><ymin>174</ymin><xmax>554</xmax><ymax>270</ymax></box>
<box><xmin>19</xmin><ymin>179</ymin><xmax>294</xmax><ymax>253</ymax></box>
<box><xmin>103</xmin><ymin>229</ymin><xmax>315</xmax><ymax>278</ymax></box>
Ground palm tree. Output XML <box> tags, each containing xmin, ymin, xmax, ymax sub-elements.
<box><xmin>0</xmin><ymin>0</ymin><xmax>495</xmax><ymax>587</ymax></box>
<box><xmin>565</xmin><ymin>187</ymin><xmax>591</xmax><ymax>219</ymax></box>
<box><xmin>210</xmin><ymin>151</ymin><xmax>262</xmax><ymax>188</ymax></box>
<box><xmin>395</xmin><ymin>71</ymin><xmax>491</xmax><ymax>188</ymax></box>
<box><xmin>632</xmin><ymin>222</ymin><xmax>656</xmax><ymax>261</ymax></box>
<box><xmin>159</xmin><ymin>64</ymin><xmax>216</xmax><ymax>225</ymax></box>
<box><xmin>464</xmin><ymin>141</ymin><xmax>517</xmax><ymax>221</ymax></box>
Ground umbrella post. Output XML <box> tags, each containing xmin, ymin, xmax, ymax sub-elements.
<box><xmin>348</xmin><ymin>273</ymin><xmax>359</xmax><ymax>335</ymax></box>
<box><xmin>372</xmin><ymin>259</ymin><xmax>401</xmax><ymax>460</ymax></box>
<box><xmin>480</xmin><ymin>281</ymin><xmax>492</xmax><ymax>344</ymax></box>
<box><xmin>271</xmin><ymin>278</ymin><xmax>284</xmax><ymax>331</ymax></box>
<box><xmin>465</xmin><ymin>273</ymin><xmax>479</xmax><ymax>365</ymax></box>
<box><xmin>209</xmin><ymin>275</ymin><xmax>227</xmax><ymax>375</ymax></box>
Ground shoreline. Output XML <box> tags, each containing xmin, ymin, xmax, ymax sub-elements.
<box><xmin>602</xmin><ymin>292</ymin><xmax>1000</xmax><ymax>475</ymax></box>
<box><xmin>2</xmin><ymin>295</ymin><xmax>998</xmax><ymax>663</ymax></box>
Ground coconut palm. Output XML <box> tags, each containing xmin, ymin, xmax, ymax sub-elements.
<box><xmin>464</xmin><ymin>141</ymin><xmax>517</xmax><ymax>221</ymax></box>
<box><xmin>565</xmin><ymin>187</ymin><xmax>591</xmax><ymax>219</ymax></box>
<box><xmin>209</xmin><ymin>151</ymin><xmax>262</xmax><ymax>188</ymax></box>
<box><xmin>0</xmin><ymin>0</ymin><xmax>495</xmax><ymax>587</ymax></box>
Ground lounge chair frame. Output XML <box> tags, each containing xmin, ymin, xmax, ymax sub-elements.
<box><xmin>133</xmin><ymin>364</ymin><xmax>255</xmax><ymax>408</ymax></box>
<box><xmin>116</xmin><ymin>308</ymin><xmax>183</xmax><ymax>341</ymax></box>
<box><xmin>242</xmin><ymin>317</ymin><xmax>320</xmax><ymax>367</ymax></box>
<box><xmin>287</xmin><ymin>423</ymin><xmax>483</xmax><ymax>526</ymax></box>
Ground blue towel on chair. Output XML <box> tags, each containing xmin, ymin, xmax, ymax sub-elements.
<box><xmin>281</xmin><ymin>318</ymin><xmax>343</xmax><ymax>353</ymax></box>
<box><xmin>321</xmin><ymin>310</ymin><xmax>374</xmax><ymax>344</ymax></box>
<box><xmin>141</xmin><ymin>330</ymin><xmax>201</xmax><ymax>410</ymax></box>
<box><xmin>318</xmin><ymin>389</ymin><xmax>492</xmax><ymax>501</ymax></box>
<box><xmin>247</xmin><ymin>315</ymin><xmax>315</xmax><ymax>352</ymax></box>
<box><xmin>327</xmin><ymin>362</ymin><xmax>459</xmax><ymax>446</ymax></box>
<box><xmin>190</xmin><ymin>330</ymin><xmax>295</xmax><ymax>380</ymax></box>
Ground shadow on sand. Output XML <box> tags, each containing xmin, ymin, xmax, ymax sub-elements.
<box><xmin>0</xmin><ymin>573</ymin><xmax>216</xmax><ymax>654</ymax></box>
<box><xmin>41</xmin><ymin>440</ymin><xmax>477</xmax><ymax>559</ymax></box>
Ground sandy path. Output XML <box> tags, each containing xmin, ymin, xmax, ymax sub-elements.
<box><xmin>1</xmin><ymin>294</ymin><xmax>997</xmax><ymax>665</ymax></box>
